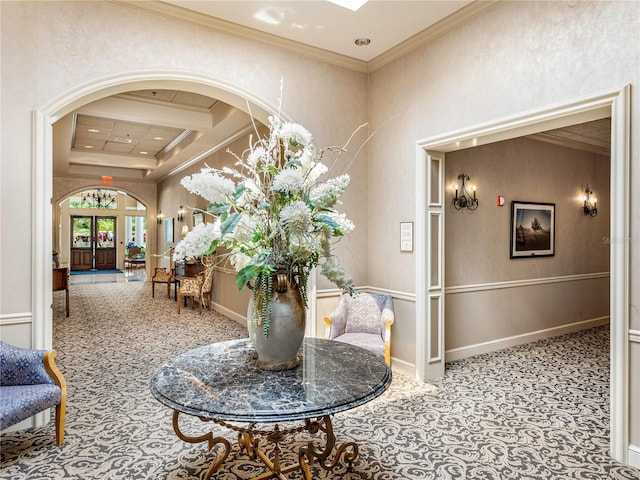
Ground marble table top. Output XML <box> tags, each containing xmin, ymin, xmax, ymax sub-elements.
<box><xmin>150</xmin><ymin>337</ymin><xmax>392</xmax><ymax>423</ymax></box>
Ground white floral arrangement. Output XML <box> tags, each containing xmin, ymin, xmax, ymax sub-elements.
<box><xmin>174</xmin><ymin>107</ymin><xmax>360</xmax><ymax>336</ymax></box>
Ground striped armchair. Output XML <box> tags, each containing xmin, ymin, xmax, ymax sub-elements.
<box><xmin>0</xmin><ymin>341</ymin><xmax>67</xmax><ymax>444</ymax></box>
<box><xmin>324</xmin><ymin>293</ymin><xmax>394</xmax><ymax>365</ymax></box>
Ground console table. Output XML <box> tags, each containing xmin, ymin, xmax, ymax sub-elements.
<box><xmin>52</xmin><ymin>267</ymin><xmax>69</xmax><ymax>317</ymax></box>
<box><xmin>150</xmin><ymin>337</ymin><xmax>392</xmax><ymax>479</ymax></box>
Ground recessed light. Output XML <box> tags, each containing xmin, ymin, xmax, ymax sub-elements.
<box><xmin>140</xmin><ymin>151</ymin><xmax>148</xmax><ymax>155</ymax></box>
<box><xmin>84</xmin><ymin>145</ymin><xmax>93</xmax><ymax>149</ymax></box>
<box><xmin>88</xmin><ymin>128</ymin><xmax>100</xmax><ymax>133</ymax></box>
<box><xmin>354</xmin><ymin>37</ymin><xmax>371</xmax><ymax>46</ymax></box>
<box><xmin>153</xmin><ymin>136</ymin><xmax>164</xmax><ymax>141</ymax></box>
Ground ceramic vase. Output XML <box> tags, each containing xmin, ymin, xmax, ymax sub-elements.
<box><xmin>247</xmin><ymin>273</ymin><xmax>306</xmax><ymax>370</ymax></box>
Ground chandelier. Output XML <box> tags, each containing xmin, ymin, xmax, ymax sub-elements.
<box><xmin>81</xmin><ymin>189</ymin><xmax>116</xmax><ymax>209</ymax></box>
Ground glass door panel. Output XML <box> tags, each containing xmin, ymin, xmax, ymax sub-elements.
<box><xmin>70</xmin><ymin>216</ymin><xmax>117</xmax><ymax>271</ymax></box>
<box><xmin>95</xmin><ymin>216</ymin><xmax>116</xmax><ymax>270</ymax></box>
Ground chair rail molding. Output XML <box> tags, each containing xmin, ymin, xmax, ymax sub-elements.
<box><xmin>445</xmin><ymin>272</ymin><xmax>610</xmax><ymax>295</ymax></box>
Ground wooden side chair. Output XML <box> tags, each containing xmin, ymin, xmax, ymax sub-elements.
<box><xmin>324</xmin><ymin>293</ymin><xmax>394</xmax><ymax>365</ymax></box>
<box><xmin>177</xmin><ymin>256</ymin><xmax>214</xmax><ymax>314</ymax></box>
<box><xmin>152</xmin><ymin>248</ymin><xmax>175</xmax><ymax>298</ymax></box>
<box><xmin>0</xmin><ymin>341</ymin><xmax>67</xmax><ymax>445</ymax></box>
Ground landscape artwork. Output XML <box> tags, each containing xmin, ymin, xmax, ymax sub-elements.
<box><xmin>510</xmin><ymin>201</ymin><xmax>555</xmax><ymax>258</ymax></box>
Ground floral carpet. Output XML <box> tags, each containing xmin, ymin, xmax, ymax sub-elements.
<box><xmin>0</xmin><ymin>281</ymin><xmax>638</xmax><ymax>479</ymax></box>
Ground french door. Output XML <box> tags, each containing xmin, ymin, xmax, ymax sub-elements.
<box><xmin>70</xmin><ymin>216</ymin><xmax>116</xmax><ymax>271</ymax></box>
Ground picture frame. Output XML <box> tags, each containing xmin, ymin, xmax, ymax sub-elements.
<box><xmin>165</xmin><ymin>217</ymin><xmax>174</xmax><ymax>243</ymax></box>
<box><xmin>193</xmin><ymin>212</ymin><xmax>204</xmax><ymax>227</ymax></box>
<box><xmin>400</xmin><ymin>222</ymin><xmax>414</xmax><ymax>252</ymax></box>
<box><xmin>510</xmin><ymin>201</ymin><xmax>555</xmax><ymax>258</ymax></box>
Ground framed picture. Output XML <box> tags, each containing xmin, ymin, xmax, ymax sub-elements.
<box><xmin>400</xmin><ymin>222</ymin><xmax>414</xmax><ymax>252</ymax></box>
<box><xmin>193</xmin><ymin>212</ymin><xmax>204</xmax><ymax>227</ymax></box>
<box><xmin>165</xmin><ymin>217</ymin><xmax>174</xmax><ymax>243</ymax></box>
<box><xmin>510</xmin><ymin>201</ymin><xmax>555</xmax><ymax>258</ymax></box>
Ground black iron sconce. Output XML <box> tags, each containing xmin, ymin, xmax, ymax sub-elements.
<box><xmin>177</xmin><ymin>206</ymin><xmax>185</xmax><ymax>222</ymax></box>
<box><xmin>452</xmin><ymin>174</ymin><xmax>479</xmax><ymax>211</ymax></box>
<box><xmin>157</xmin><ymin>211</ymin><xmax>163</xmax><ymax>225</ymax></box>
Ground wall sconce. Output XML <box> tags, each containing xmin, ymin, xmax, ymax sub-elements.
<box><xmin>452</xmin><ymin>174</ymin><xmax>479</xmax><ymax>211</ymax></box>
<box><xmin>581</xmin><ymin>187</ymin><xmax>598</xmax><ymax>217</ymax></box>
<box><xmin>177</xmin><ymin>206</ymin><xmax>185</xmax><ymax>222</ymax></box>
<box><xmin>157</xmin><ymin>211</ymin><xmax>163</xmax><ymax>225</ymax></box>
<box><xmin>181</xmin><ymin>224</ymin><xmax>190</xmax><ymax>238</ymax></box>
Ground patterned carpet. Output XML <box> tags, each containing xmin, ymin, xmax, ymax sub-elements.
<box><xmin>1</xmin><ymin>281</ymin><xmax>638</xmax><ymax>479</ymax></box>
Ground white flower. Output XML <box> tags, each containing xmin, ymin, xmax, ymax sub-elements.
<box><xmin>280</xmin><ymin>200</ymin><xmax>311</xmax><ymax>235</ymax></box>
<box><xmin>310</xmin><ymin>174</ymin><xmax>351</xmax><ymax>209</ymax></box>
<box><xmin>271</xmin><ymin>169</ymin><xmax>304</xmax><ymax>195</ymax></box>
<box><xmin>247</xmin><ymin>146</ymin><xmax>266</xmax><ymax>168</ymax></box>
<box><xmin>230</xmin><ymin>252</ymin><xmax>252</xmax><ymax>272</ymax></box>
<box><xmin>325</xmin><ymin>212</ymin><xmax>355</xmax><ymax>235</ymax></box>
<box><xmin>181</xmin><ymin>168</ymin><xmax>235</xmax><ymax>205</ymax></box>
<box><xmin>231</xmin><ymin>215</ymin><xmax>258</xmax><ymax>244</ymax></box>
<box><xmin>280</xmin><ymin>122</ymin><xmax>312</xmax><ymax>148</ymax></box>
<box><xmin>173</xmin><ymin>221</ymin><xmax>221</xmax><ymax>261</ymax></box>
<box><xmin>237</xmin><ymin>179</ymin><xmax>264</xmax><ymax>208</ymax></box>
<box><xmin>288</xmin><ymin>234</ymin><xmax>321</xmax><ymax>260</ymax></box>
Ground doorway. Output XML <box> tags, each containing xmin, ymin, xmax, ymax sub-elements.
<box><xmin>415</xmin><ymin>85</ymin><xmax>630</xmax><ymax>462</ymax></box>
<box><xmin>70</xmin><ymin>215</ymin><xmax>116</xmax><ymax>271</ymax></box>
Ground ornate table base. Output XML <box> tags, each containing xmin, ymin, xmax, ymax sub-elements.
<box><xmin>172</xmin><ymin>411</ymin><xmax>359</xmax><ymax>480</ymax></box>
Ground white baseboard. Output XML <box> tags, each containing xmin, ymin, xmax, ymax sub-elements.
<box><xmin>445</xmin><ymin>316</ymin><xmax>610</xmax><ymax>362</ymax></box>
<box><xmin>390</xmin><ymin>356</ymin><xmax>416</xmax><ymax>379</ymax></box>
<box><xmin>210</xmin><ymin>302</ymin><xmax>246</xmax><ymax>326</ymax></box>
<box><xmin>629</xmin><ymin>444</ymin><xmax>640</xmax><ymax>469</ymax></box>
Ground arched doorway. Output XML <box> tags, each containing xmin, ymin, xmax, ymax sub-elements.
<box><xmin>33</xmin><ymin>70</ymin><xmax>280</xmax><ymax>354</ymax></box>
<box><xmin>55</xmin><ymin>188</ymin><xmax>148</xmax><ymax>275</ymax></box>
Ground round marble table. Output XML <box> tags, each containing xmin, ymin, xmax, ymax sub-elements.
<box><xmin>150</xmin><ymin>337</ymin><xmax>392</xmax><ymax>479</ymax></box>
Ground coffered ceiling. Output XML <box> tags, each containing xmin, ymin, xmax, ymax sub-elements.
<box><xmin>53</xmin><ymin>90</ymin><xmax>255</xmax><ymax>182</ymax></box>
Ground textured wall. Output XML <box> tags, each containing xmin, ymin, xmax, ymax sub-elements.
<box><xmin>367</xmin><ymin>0</ymin><xmax>639</xmax><ymax>451</ymax></box>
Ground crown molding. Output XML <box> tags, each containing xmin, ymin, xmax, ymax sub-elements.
<box><xmin>111</xmin><ymin>1</ymin><xmax>369</xmax><ymax>73</ymax></box>
<box><xmin>112</xmin><ymin>1</ymin><xmax>498</xmax><ymax>74</ymax></box>
<box><xmin>367</xmin><ymin>0</ymin><xmax>500</xmax><ymax>72</ymax></box>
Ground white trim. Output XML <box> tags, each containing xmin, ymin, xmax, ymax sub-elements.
<box><xmin>390</xmin><ymin>356</ymin><xmax>416</xmax><ymax>379</ymax></box>
<box><xmin>415</xmin><ymin>84</ymin><xmax>630</xmax><ymax>465</ymax></box>
<box><xmin>446</xmin><ymin>272</ymin><xmax>610</xmax><ymax>295</ymax></box>
<box><xmin>628</xmin><ymin>444</ymin><xmax>640</xmax><ymax>469</ymax></box>
<box><xmin>629</xmin><ymin>330</ymin><xmax>640</xmax><ymax>344</ymax></box>
<box><xmin>210</xmin><ymin>302</ymin><xmax>247</xmax><ymax>326</ymax></box>
<box><xmin>445</xmin><ymin>316</ymin><xmax>610</xmax><ymax>362</ymax></box>
<box><xmin>609</xmin><ymin>85</ymin><xmax>631</xmax><ymax>464</ymax></box>
<box><xmin>32</xmin><ymin>110</ymin><xmax>53</xmax><ymax>352</ymax></box>
<box><xmin>316</xmin><ymin>286</ymin><xmax>416</xmax><ymax>302</ymax></box>
<box><xmin>0</xmin><ymin>313</ymin><xmax>32</xmax><ymax>326</ymax></box>
<box><xmin>369</xmin><ymin>1</ymin><xmax>499</xmax><ymax>72</ymax></box>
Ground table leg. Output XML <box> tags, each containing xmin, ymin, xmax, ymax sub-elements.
<box><xmin>171</xmin><ymin>413</ymin><xmax>359</xmax><ymax>479</ymax></box>
<box><xmin>298</xmin><ymin>415</ymin><xmax>358</xmax><ymax>478</ymax></box>
<box><xmin>172</xmin><ymin>411</ymin><xmax>231</xmax><ymax>480</ymax></box>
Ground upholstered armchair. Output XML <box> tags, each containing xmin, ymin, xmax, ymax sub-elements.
<box><xmin>0</xmin><ymin>341</ymin><xmax>67</xmax><ymax>445</ymax></box>
<box><xmin>324</xmin><ymin>293</ymin><xmax>394</xmax><ymax>365</ymax></box>
<box><xmin>152</xmin><ymin>248</ymin><xmax>175</xmax><ymax>298</ymax></box>
<box><xmin>177</xmin><ymin>257</ymin><xmax>214</xmax><ymax>314</ymax></box>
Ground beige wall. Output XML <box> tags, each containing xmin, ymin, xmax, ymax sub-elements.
<box><xmin>367</xmin><ymin>0</ymin><xmax>639</xmax><ymax>451</ymax></box>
